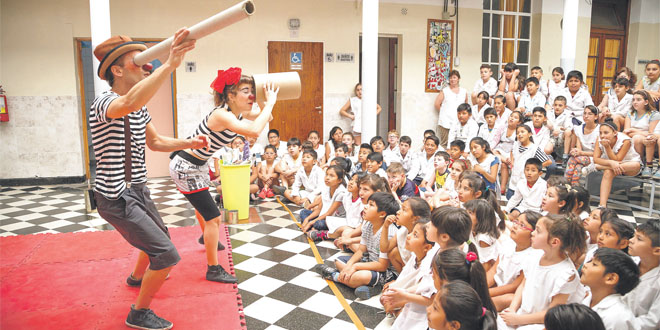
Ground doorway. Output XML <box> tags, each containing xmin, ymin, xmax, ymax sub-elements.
<box><xmin>75</xmin><ymin>38</ymin><xmax>177</xmax><ymax>180</ymax></box>
<box><xmin>587</xmin><ymin>0</ymin><xmax>629</xmax><ymax>104</ymax></box>
<box><xmin>360</xmin><ymin>36</ymin><xmax>399</xmax><ymax>138</ymax></box>
<box><xmin>267</xmin><ymin>41</ymin><xmax>324</xmax><ymax>141</ymax></box>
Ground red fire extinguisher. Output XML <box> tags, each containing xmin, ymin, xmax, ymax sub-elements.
<box><xmin>0</xmin><ymin>86</ymin><xmax>7</xmax><ymax>122</ymax></box>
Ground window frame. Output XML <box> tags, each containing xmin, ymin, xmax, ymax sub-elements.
<box><xmin>482</xmin><ymin>0</ymin><xmax>532</xmax><ymax>77</ymax></box>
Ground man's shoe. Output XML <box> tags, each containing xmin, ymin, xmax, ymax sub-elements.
<box><xmin>311</xmin><ymin>263</ymin><xmax>337</xmax><ymax>280</ymax></box>
<box><xmin>198</xmin><ymin>235</ymin><xmax>225</xmax><ymax>251</ymax></box>
<box><xmin>354</xmin><ymin>285</ymin><xmax>383</xmax><ymax>300</ymax></box>
<box><xmin>206</xmin><ymin>265</ymin><xmax>237</xmax><ymax>283</ymax></box>
<box><xmin>125</xmin><ymin>304</ymin><xmax>173</xmax><ymax>330</ymax></box>
<box><xmin>271</xmin><ymin>185</ymin><xmax>286</xmax><ymax>196</ymax></box>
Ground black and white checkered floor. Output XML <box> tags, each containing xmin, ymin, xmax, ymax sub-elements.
<box><xmin>1</xmin><ymin>177</ymin><xmax>658</xmax><ymax>329</ymax></box>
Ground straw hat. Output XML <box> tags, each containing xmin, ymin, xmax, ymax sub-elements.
<box><xmin>94</xmin><ymin>36</ymin><xmax>147</xmax><ymax>80</ymax></box>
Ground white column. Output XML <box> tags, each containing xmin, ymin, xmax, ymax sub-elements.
<box><xmin>361</xmin><ymin>0</ymin><xmax>378</xmax><ymax>141</ymax></box>
<box><xmin>560</xmin><ymin>0</ymin><xmax>578</xmax><ymax>71</ymax></box>
<box><xmin>89</xmin><ymin>0</ymin><xmax>112</xmax><ymax>96</ymax></box>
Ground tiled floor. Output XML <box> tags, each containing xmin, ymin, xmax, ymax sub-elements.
<box><xmin>1</xmin><ymin>177</ymin><xmax>657</xmax><ymax>329</ymax></box>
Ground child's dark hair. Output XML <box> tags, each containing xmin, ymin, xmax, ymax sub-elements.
<box><xmin>425</xmin><ymin>135</ymin><xmax>440</xmax><ymax>147</ymax></box>
<box><xmin>399</xmin><ymin>135</ymin><xmax>412</xmax><ymax>145</ymax></box>
<box><xmin>546</xmin><ymin>176</ymin><xmax>568</xmax><ymax>188</ymax></box>
<box><xmin>574</xmin><ymin>186</ymin><xmax>590</xmax><ymax>215</ymax></box>
<box><xmin>268</xmin><ymin>129</ymin><xmax>280</xmax><ymax>137</ymax></box>
<box><xmin>328</xmin><ymin>126</ymin><xmax>342</xmax><ymax>148</ymax></box>
<box><xmin>436</xmin><ymin>281</ymin><xmax>498</xmax><ymax>330</ymax></box>
<box><xmin>503</xmin><ymin>62</ymin><xmax>518</xmax><ymax>72</ymax></box>
<box><xmin>525</xmin><ymin>157</ymin><xmax>543</xmax><ymax>172</ymax></box>
<box><xmin>407</xmin><ymin>197</ymin><xmax>431</xmax><ymax>220</ymax></box>
<box><xmin>483</xmin><ymin>107</ymin><xmax>497</xmax><ymax>118</ymax></box>
<box><xmin>464</xmin><ymin>199</ymin><xmax>499</xmax><ymax>239</ymax></box>
<box><xmin>551</xmin><ymin>67</ymin><xmax>565</xmax><ymax>79</ymax></box>
<box><xmin>368</xmin><ymin>192</ymin><xmax>400</xmax><ymax>216</ymax></box>
<box><xmin>636</xmin><ymin>219</ymin><xmax>660</xmax><ymax>247</ymax></box>
<box><xmin>601</xmin><ymin>117</ymin><xmax>619</xmax><ymax>132</ymax></box>
<box><xmin>554</xmin><ymin>95</ymin><xmax>567</xmax><ymax>104</ymax></box>
<box><xmin>233</xmin><ymin>135</ymin><xmax>246</xmax><ymax>144</ymax></box>
<box><xmin>413</xmin><ymin>218</ymin><xmax>435</xmax><ymax>246</ymax></box>
<box><xmin>566</xmin><ymin>70</ymin><xmax>584</xmax><ymax>83</ymax></box>
<box><xmin>599</xmin><ymin>207</ymin><xmax>619</xmax><ymax>222</ymax></box>
<box><xmin>423</xmin><ymin>129</ymin><xmax>436</xmax><ymax>137</ymax></box>
<box><xmin>457</xmin><ymin>103</ymin><xmax>472</xmax><ymax>114</ymax></box>
<box><xmin>435</xmin><ymin>151</ymin><xmax>451</xmax><ymax>162</ymax></box>
<box><xmin>632</xmin><ymin>90</ymin><xmax>658</xmax><ymax>113</ymax></box>
<box><xmin>469</xmin><ymin>137</ymin><xmax>493</xmax><ymax>155</ymax></box>
<box><xmin>613</xmin><ymin>77</ymin><xmax>631</xmax><ymax>89</ymax></box>
<box><xmin>477</xmin><ymin>91</ymin><xmax>490</xmax><ymax>100</ymax></box>
<box><xmin>449</xmin><ymin>139</ymin><xmax>466</xmax><ymax>152</ymax></box>
<box><xmin>359</xmin><ymin>173</ymin><xmax>390</xmax><ymax>193</ymax></box>
<box><xmin>366</xmin><ymin>152</ymin><xmax>383</xmax><ymax>164</ymax></box>
<box><xmin>516</xmin><ymin>124</ymin><xmax>534</xmax><ymax>143</ymax></box>
<box><xmin>359</xmin><ymin>143</ymin><xmax>373</xmax><ymax>153</ymax></box>
<box><xmin>302</xmin><ymin>148</ymin><xmax>318</xmax><ymax>160</ymax></box>
<box><xmin>307</xmin><ymin>130</ymin><xmax>320</xmax><ymax>139</ymax></box>
<box><xmin>449</xmin><ymin>69</ymin><xmax>461</xmax><ymax>79</ymax></box>
<box><xmin>521</xmin><ymin>210</ymin><xmax>542</xmax><ymax>230</ymax></box>
<box><xmin>264</xmin><ymin>144</ymin><xmax>277</xmax><ymax>154</ymax></box>
<box><xmin>480</xmin><ymin>63</ymin><xmax>491</xmax><ymax>71</ymax></box>
<box><xmin>430</xmin><ymin>206</ymin><xmax>475</xmax><ymax>251</ymax></box>
<box><xmin>301</xmin><ymin>141</ymin><xmax>314</xmax><ymax>150</ymax></box>
<box><xmin>433</xmin><ymin>250</ymin><xmax>497</xmax><ymax>317</ymax></box>
<box><xmin>592</xmin><ymin>248</ymin><xmax>640</xmax><ymax>295</ymax></box>
<box><xmin>544</xmin><ymin>303</ymin><xmax>605</xmax><ymax>330</ymax></box>
<box><xmin>331</xmin><ymin>157</ymin><xmax>352</xmax><ymax>177</ymax></box>
<box><xmin>531</xmin><ymin>66</ymin><xmax>543</xmax><ymax>73</ymax></box>
<box><xmin>287</xmin><ymin>137</ymin><xmax>301</xmax><ymax>147</ymax></box>
<box><xmin>601</xmin><ymin>217</ymin><xmax>635</xmax><ymax>253</ymax></box>
<box><xmin>326</xmin><ymin>164</ymin><xmax>347</xmax><ymax>187</ymax></box>
<box><xmin>525</xmin><ymin>77</ymin><xmax>539</xmax><ymax>86</ymax></box>
<box><xmin>532</xmin><ymin>106</ymin><xmax>546</xmax><ymax>117</ymax></box>
<box><xmin>459</xmin><ymin>173</ymin><xmax>506</xmax><ymax>231</ymax></box>
<box><xmin>541</xmin><ymin>214</ymin><xmax>587</xmax><ymax>257</ymax></box>
<box><xmin>370</xmin><ymin>135</ymin><xmax>384</xmax><ymax>145</ymax></box>
<box><xmin>336</xmin><ymin>143</ymin><xmax>349</xmax><ymax>153</ymax></box>
<box><xmin>552</xmin><ymin>183</ymin><xmax>579</xmax><ymax>215</ymax></box>
<box><xmin>493</xmin><ymin>94</ymin><xmax>506</xmax><ymax>104</ymax></box>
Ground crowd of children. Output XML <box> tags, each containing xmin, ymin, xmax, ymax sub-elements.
<box><xmin>207</xmin><ymin>60</ymin><xmax>659</xmax><ymax>329</ymax></box>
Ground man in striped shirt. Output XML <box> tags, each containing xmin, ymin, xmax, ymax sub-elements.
<box><xmin>90</xmin><ymin>29</ymin><xmax>207</xmax><ymax>330</ymax></box>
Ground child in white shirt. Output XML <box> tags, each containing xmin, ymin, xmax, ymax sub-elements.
<box><xmin>517</xmin><ymin>77</ymin><xmax>547</xmax><ymax>118</ymax></box>
<box><xmin>275</xmin><ymin>137</ymin><xmax>303</xmax><ymax>187</ymax></box>
<box><xmin>275</xmin><ymin>149</ymin><xmax>324</xmax><ymax>207</ymax></box>
<box><xmin>394</xmin><ymin>136</ymin><xmax>423</xmax><ymax>184</ymax></box>
<box><xmin>381</xmin><ymin>197</ymin><xmax>430</xmax><ymax>274</ymax></box>
<box><xmin>465</xmin><ymin>199</ymin><xmax>501</xmax><ymax>271</ymax></box>
<box><xmin>580</xmin><ymin>248</ymin><xmax>640</xmax><ymax>330</ymax></box>
<box><xmin>601</xmin><ymin>77</ymin><xmax>633</xmax><ymax>131</ymax></box>
<box><xmin>525</xmin><ymin>107</ymin><xmax>553</xmax><ymax>155</ymax></box>
<box><xmin>477</xmin><ymin>107</ymin><xmax>500</xmax><ymax>147</ymax></box>
<box><xmin>472</xmin><ymin>64</ymin><xmax>498</xmax><ymax>105</ymax></box>
<box><xmin>472</xmin><ymin>91</ymin><xmax>491</xmax><ymax>125</ymax></box>
<box><xmin>505</xmin><ymin>158</ymin><xmax>547</xmax><ymax>221</ymax></box>
<box><xmin>546</xmin><ymin>96</ymin><xmax>574</xmax><ymax>162</ymax></box>
<box><xmin>447</xmin><ymin>103</ymin><xmax>479</xmax><ymax>151</ymax></box>
<box><xmin>558</xmin><ymin>70</ymin><xmax>594</xmax><ymax>121</ymax></box>
<box><xmin>530</xmin><ymin>66</ymin><xmax>550</xmax><ymax>99</ymax></box>
<box><xmin>624</xmin><ymin>220</ymin><xmax>660</xmax><ymax>330</ymax></box>
<box><xmin>546</xmin><ymin>67</ymin><xmax>566</xmax><ymax>107</ymax></box>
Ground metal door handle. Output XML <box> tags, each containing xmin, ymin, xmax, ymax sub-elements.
<box><xmin>315</xmin><ymin>106</ymin><xmax>322</xmax><ymax>110</ymax></box>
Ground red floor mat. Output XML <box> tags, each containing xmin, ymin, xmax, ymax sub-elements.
<box><xmin>0</xmin><ymin>225</ymin><xmax>246</xmax><ymax>330</ymax></box>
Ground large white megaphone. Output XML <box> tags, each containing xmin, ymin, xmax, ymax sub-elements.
<box><xmin>133</xmin><ymin>0</ymin><xmax>255</xmax><ymax>66</ymax></box>
<box><xmin>252</xmin><ymin>72</ymin><xmax>302</xmax><ymax>103</ymax></box>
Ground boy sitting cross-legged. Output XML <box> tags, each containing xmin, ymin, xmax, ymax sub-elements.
<box><xmin>312</xmin><ymin>192</ymin><xmax>400</xmax><ymax>300</ymax></box>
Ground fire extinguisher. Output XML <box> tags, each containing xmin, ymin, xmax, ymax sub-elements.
<box><xmin>0</xmin><ymin>85</ymin><xmax>7</xmax><ymax>122</ymax></box>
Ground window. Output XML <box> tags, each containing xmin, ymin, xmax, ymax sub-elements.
<box><xmin>482</xmin><ymin>0</ymin><xmax>531</xmax><ymax>77</ymax></box>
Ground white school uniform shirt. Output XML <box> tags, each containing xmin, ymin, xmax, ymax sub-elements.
<box><xmin>574</xmin><ymin>124</ymin><xmax>600</xmax><ymax>153</ymax></box>
<box><xmin>374</xmin><ymin>167</ymin><xmax>388</xmax><ymax>179</ymax></box>
<box><xmin>608</xmin><ymin>93</ymin><xmax>633</xmax><ymax>117</ymax></box>
<box><xmin>472</xmin><ymin>103</ymin><xmax>489</xmax><ymax>124</ymax></box>
<box><xmin>598</xmin><ymin>132</ymin><xmax>641</xmax><ymax>163</ymax></box>
<box><xmin>470</xmin><ymin>232</ymin><xmax>500</xmax><ymax>263</ymax></box>
<box><xmin>525</xmin><ymin>122</ymin><xmax>551</xmax><ymax>151</ymax></box>
<box><xmin>275</xmin><ymin>141</ymin><xmax>288</xmax><ymax>159</ymax></box>
<box><xmin>518</xmin><ymin>92</ymin><xmax>547</xmax><ymax>115</ymax></box>
<box><xmin>318</xmin><ymin>185</ymin><xmax>347</xmax><ymax>218</ymax></box>
<box><xmin>418</xmin><ymin>154</ymin><xmax>435</xmax><ymax>183</ymax></box>
<box><xmin>326</xmin><ymin>194</ymin><xmax>364</xmax><ymax>233</ymax></box>
<box><xmin>312</xmin><ymin>144</ymin><xmax>325</xmax><ymax>162</ymax></box>
<box><xmin>473</xmin><ymin>77</ymin><xmax>498</xmax><ymax>97</ymax></box>
<box><xmin>628</xmin><ymin>111</ymin><xmax>660</xmax><ymax>131</ymax></box>
<box><xmin>382</xmin><ymin>145</ymin><xmax>400</xmax><ymax>166</ymax></box>
<box><xmin>477</xmin><ymin>124</ymin><xmax>498</xmax><ymax>147</ymax></box>
<box><xmin>505</xmin><ymin>177</ymin><xmax>547</xmax><ymax>213</ymax></box>
<box><xmin>510</xmin><ymin>141</ymin><xmax>551</xmax><ymax>192</ymax></box>
<box><xmin>585</xmin><ymin>294</ymin><xmax>636</xmax><ymax>330</ymax></box>
<box><xmin>492</xmin><ymin>125</ymin><xmax>516</xmax><ymax>155</ymax></box>
<box><xmin>395</xmin><ymin>226</ymin><xmax>411</xmax><ymax>263</ymax></box>
<box><xmin>538</xmin><ymin>78</ymin><xmax>549</xmax><ymax>98</ymax></box>
<box><xmin>494</xmin><ymin>247</ymin><xmax>542</xmax><ymax>287</ymax></box>
<box><xmin>495</xmin><ymin>108</ymin><xmax>512</xmax><ymax>129</ymax></box>
<box><xmin>395</xmin><ymin>150</ymin><xmax>422</xmax><ymax>181</ymax></box>
<box><xmin>290</xmin><ymin>165</ymin><xmax>325</xmax><ymax>200</ymax></box>
<box><xmin>547</xmin><ymin>110</ymin><xmax>574</xmax><ymax>133</ymax></box>
<box><xmin>623</xmin><ymin>265</ymin><xmax>660</xmax><ymax>330</ymax></box>
<box><xmin>447</xmin><ymin>118</ymin><xmax>479</xmax><ymax>150</ymax></box>
<box><xmin>437</xmin><ymin>86</ymin><xmax>468</xmax><ymax>129</ymax></box>
<box><xmin>547</xmin><ymin>79</ymin><xmax>566</xmax><ymax>105</ymax></box>
<box><xmin>558</xmin><ymin>87</ymin><xmax>594</xmax><ymax>120</ymax></box>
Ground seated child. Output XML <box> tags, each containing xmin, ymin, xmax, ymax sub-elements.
<box><xmin>419</xmin><ymin>135</ymin><xmax>440</xmax><ymax>183</ymax></box>
<box><xmin>487</xmin><ymin>210</ymin><xmax>543</xmax><ymax>311</ymax></box>
<box><xmin>427</xmin><ymin>281</ymin><xmax>497</xmax><ymax>330</ymax></box>
<box><xmin>574</xmin><ymin>186</ymin><xmax>591</xmax><ymax>220</ymax></box>
<box><xmin>465</xmin><ymin>199</ymin><xmax>500</xmax><ymax>271</ymax></box>
<box><xmin>558</xmin><ymin>70</ymin><xmax>594</xmax><ymax>121</ymax></box>
<box><xmin>500</xmin><ymin>214</ymin><xmax>587</xmax><ymax>329</ymax></box>
<box><xmin>394</xmin><ymin>136</ymin><xmax>423</xmax><ymax>184</ymax></box>
<box><xmin>328</xmin><ymin>171</ymin><xmax>366</xmax><ymax>251</ymax></box>
<box><xmin>273</xmin><ymin>149</ymin><xmax>324</xmax><ymax>207</ymax></box>
<box><xmin>351</xmin><ymin>143</ymin><xmax>373</xmax><ymax>175</ymax></box>
<box><xmin>472</xmin><ymin>64</ymin><xmax>498</xmax><ymax>105</ymax></box>
<box><xmin>543</xmin><ymin>303</ymin><xmax>606</xmax><ymax>330</ymax></box>
<box><xmin>370</xmin><ymin>135</ymin><xmax>387</xmax><ymax>156</ymax></box>
<box><xmin>601</xmin><ymin>77</ymin><xmax>633</xmax><ymax>130</ymax></box>
<box><xmin>301</xmin><ymin>165</ymin><xmax>348</xmax><ymax>240</ymax></box>
<box><xmin>546</xmin><ymin>67</ymin><xmax>566</xmax><ymax>108</ymax></box>
<box><xmin>447</xmin><ymin>103</ymin><xmax>479</xmax><ymax>151</ymax></box>
<box><xmin>493</xmin><ymin>111</ymin><xmax>523</xmax><ymax>193</ymax></box>
<box><xmin>342</xmin><ymin>132</ymin><xmax>359</xmax><ymax>164</ymax></box>
<box><xmin>623</xmin><ymin>90</ymin><xmax>659</xmax><ymax>178</ymax></box>
<box><xmin>426</xmin><ymin>206</ymin><xmax>476</xmax><ymax>253</ymax></box>
<box><xmin>525</xmin><ymin>107</ymin><xmax>553</xmax><ymax>155</ymax></box>
<box><xmin>498</xmin><ymin>62</ymin><xmax>521</xmax><ymax>110</ymax></box>
<box><xmin>623</xmin><ymin>219</ymin><xmax>660</xmax><ymax>330</ymax></box>
<box><xmin>541</xmin><ymin>182</ymin><xmax>579</xmax><ymax>217</ymax></box>
<box><xmin>268</xmin><ymin>128</ymin><xmax>288</xmax><ymax>158</ymax></box>
<box><xmin>421</xmin><ymin>151</ymin><xmax>450</xmax><ymax>194</ymax></box>
<box><xmin>256</xmin><ymin>145</ymin><xmax>280</xmax><ymax>198</ymax></box>
<box><xmin>306</xmin><ymin>130</ymin><xmax>325</xmax><ymax>165</ymax></box>
<box><xmin>325</xmin><ymin>143</ymin><xmax>348</xmax><ymax>168</ymax></box>
<box><xmin>386</xmin><ymin>162</ymin><xmax>420</xmax><ymax>202</ymax></box>
<box><xmin>476</xmin><ymin>107</ymin><xmax>499</xmax><ymax>146</ymax></box>
<box><xmin>472</xmin><ymin>91</ymin><xmax>491</xmax><ymax>125</ymax></box>
<box><xmin>468</xmin><ymin>137</ymin><xmax>500</xmax><ymax>192</ymax></box>
<box><xmin>448</xmin><ymin>140</ymin><xmax>466</xmax><ymax>166</ymax></box>
<box><xmin>506</xmin><ymin>124</ymin><xmax>552</xmax><ymax>200</ymax></box>
<box><xmin>564</xmin><ymin>106</ymin><xmax>600</xmax><ymax>185</ymax></box>
<box><xmin>493</xmin><ymin>94</ymin><xmax>513</xmax><ymax>128</ymax></box>
<box><xmin>597</xmin><ymin>217</ymin><xmax>635</xmax><ymax>254</ymax></box>
<box><xmin>366</xmin><ymin>152</ymin><xmax>388</xmax><ymax>178</ymax></box>
<box><xmin>427</xmin><ymin>158</ymin><xmax>470</xmax><ymax>208</ymax></box>
<box><xmin>530</xmin><ymin>66</ymin><xmax>549</xmax><ymax>99</ymax></box>
<box><xmin>380</xmin><ymin>197</ymin><xmax>430</xmax><ymax>273</ymax></box>
<box><xmin>383</xmin><ymin>130</ymin><xmax>400</xmax><ymax>166</ymax></box>
<box><xmin>505</xmin><ymin>158</ymin><xmax>547</xmax><ymax>221</ymax></box>
<box><xmin>580</xmin><ymin>248</ymin><xmax>640</xmax><ymax>330</ymax></box>
<box><xmin>275</xmin><ymin>137</ymin><xmax>303</xmax><ymax>187</ymax></box>
<box><xmin>546</xmin><ymin>96</ymin><xmax>574</xmax><ymax>162</ymax></box>
<box><xmin>516</xmin><ymin>77</ymin><xmax>547</xmax><ymax>118</ymax></box>
<box><xmin>312</xmin><ymin>192</ymin><xmax>400</xmax><ymax>300</ymax></box>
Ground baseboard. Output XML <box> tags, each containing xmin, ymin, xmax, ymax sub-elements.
<box><xmin>0</xmin><ymin>175</ymin><xmax>86</xmax><ymax>187</ymax></box>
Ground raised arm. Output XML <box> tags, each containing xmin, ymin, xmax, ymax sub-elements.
<box><xmin>207</xmin><ymin>82</ymin><xmax>279</xmax><ymax>137</ymax></box>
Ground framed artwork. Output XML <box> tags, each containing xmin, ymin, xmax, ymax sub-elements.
<box><xmin>425</xmin><ymin>19</ymin><xmax>454</xmax><ymax>92</ymax></box>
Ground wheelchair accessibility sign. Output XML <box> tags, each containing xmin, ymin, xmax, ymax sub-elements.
<box><xmin>290</xmin><ymin>52</ymin><xmax>302</xmax><ymax>70</ymax></box>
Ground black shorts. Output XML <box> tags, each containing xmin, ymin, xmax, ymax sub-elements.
<box><xmin>95</xmin><ymin>184</ymin><xmax>180</xmax><ymax>270</ymax></box>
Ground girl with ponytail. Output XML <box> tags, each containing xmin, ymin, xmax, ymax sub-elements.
<box><xmin>427</xmin><ymin>281</ymin><xmax>497</xmax><ymax>330</ymax></box>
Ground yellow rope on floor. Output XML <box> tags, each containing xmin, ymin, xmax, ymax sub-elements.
<box><xmin>276</xmin><ymin>197</ymin><xmax>366</xmax><ymax>330</ymax></box>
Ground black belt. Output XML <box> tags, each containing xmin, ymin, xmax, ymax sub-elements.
<box><xmin>170</xmin><ymin>150</ymin><xmax>207</xmax><ymax>166</ymax></box>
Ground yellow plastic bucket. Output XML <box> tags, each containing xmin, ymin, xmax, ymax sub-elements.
<box><xmin>219</xmin><ymin>162</ymin><xmax>251</xmax><ymax>219</ymax></box>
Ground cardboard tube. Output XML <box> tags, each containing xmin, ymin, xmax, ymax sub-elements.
<box><xmin>253</xmin><ymin>72</ymin><xmax>301</xmax><ymax>103</ymax></box>
<box><xmin>133</xmin><ymin>0</ymin><xmax>255</xmax><ymax>66</ymax></box>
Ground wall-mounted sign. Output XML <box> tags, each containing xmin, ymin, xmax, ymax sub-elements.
<box><xmin>290</xmin><ymin>52</ymin><xmax>302</xmax><ymax>70</ymax></box>
<box><xmin>336</xmin><ymin>53</ymin><xmax>354</xmax><ymax>63</ymax></box>
<box><xmin>325</xmin><ymin>52</ymin><xmax>335</xmax><ymax>62</ymax></box>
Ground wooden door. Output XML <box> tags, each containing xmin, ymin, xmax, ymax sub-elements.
<box><xmin>268</xmin><ymin>41</ymin><xmax>323</xmax><ymax>141</ymax></box>
<box><xmin>587</xmin><ymin>32</ymin><xmax>625</xmax><ymax>104</ymax></box>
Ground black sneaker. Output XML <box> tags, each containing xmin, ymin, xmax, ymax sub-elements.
<box><xmin>126</xmin><ymin>274</ymin><xmax>142</xmax><ymax>287</ymax></box>
<box><xmin>311</xmin><ymin>264</ymin><xmax>337</xmax><ymax>280</ymax></box>
<box><xmin>355</xmin><ymin>285</ymin><xmax>383</xmax><ymax>300</ymax></box>
<box><xmin>206</xmin><ymin>265</ymin><xmax>237</xmax><ymax>283</ymax></box>
<box><xmin>198</xmin><ymin>235</ymin><xmax>226</xmax><ymax>250</ymax></box>
<box><xmin>125</xmin><ymin>304</ymin><xmax>173</xmax><ymax>330</ymax></box>
<box><xmin>271</xmin><ymin>185</ymin><xmax>286</xmax><ymax>196</ymax></box>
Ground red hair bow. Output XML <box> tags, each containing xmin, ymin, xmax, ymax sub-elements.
<box><xmin>466</xmin><ymin>251</ymin><xmax>478</xmax><ymax>263</ymax></box>
<box><xmin>210</xmin><ymin>67</ymin><xmax>242</xmax><ymax>93</ymax></box>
